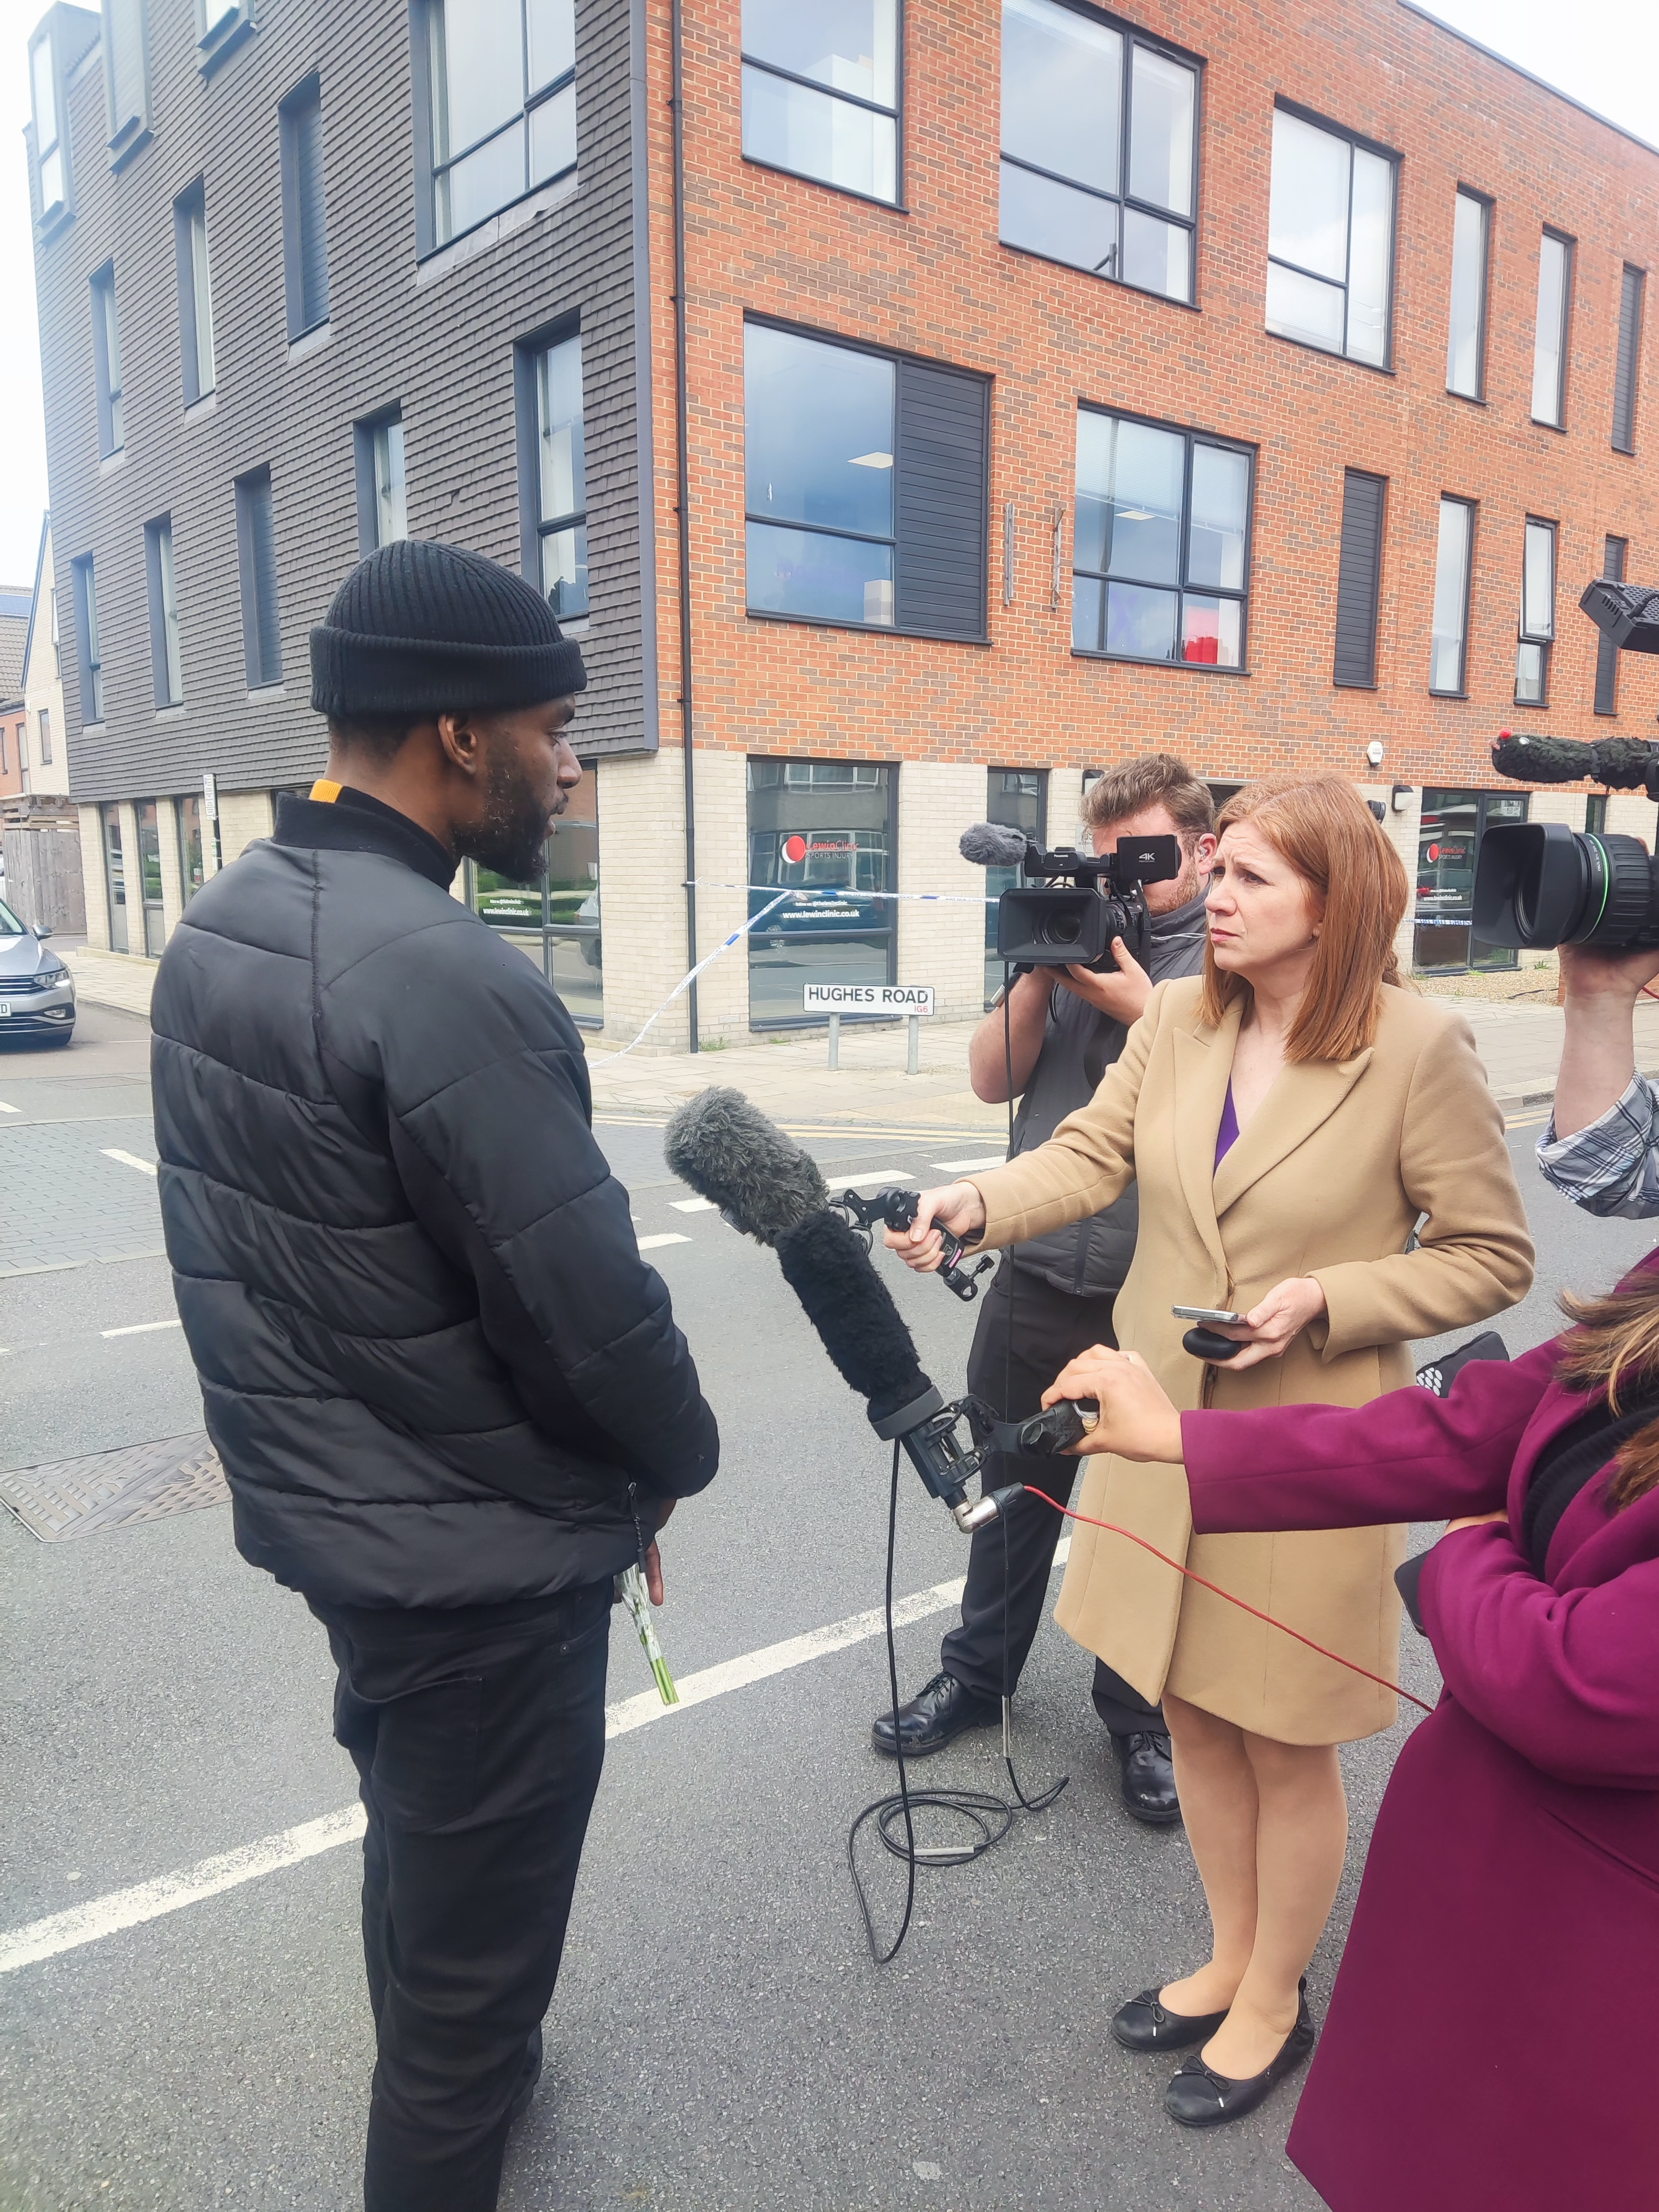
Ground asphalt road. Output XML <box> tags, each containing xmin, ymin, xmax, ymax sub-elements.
<box><xmin>2</xmin><ymin>1005</ymin><xmax>1653</xmax><ymax>2212</ymax></box>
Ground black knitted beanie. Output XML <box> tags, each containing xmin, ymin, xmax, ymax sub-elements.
<box><xmin>310</xmin><ymin>540</ymin><xmax>587</xmax><ymax>717</ymax></box>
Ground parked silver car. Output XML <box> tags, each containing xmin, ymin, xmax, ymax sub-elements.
<box><xmin>0</xmin><ymin>898</ymin><xmax>76</xmax><ymax>1045</ymax></box>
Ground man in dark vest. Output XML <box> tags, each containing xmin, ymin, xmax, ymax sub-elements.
<box><xmin>871</xmin><ymin>755</ymin><xmax>1216</xmax><ymax>1825</ymax></box>
<box><xmin>152</xmin><ymin>541</ymin><xmax>718</xmax><ymax>2212</ymax></box>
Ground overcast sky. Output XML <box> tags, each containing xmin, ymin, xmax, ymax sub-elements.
<box><xmin>1</xmin><ymin>0</ymin><xmax>1656</xmax><ymax>588</ymax></box>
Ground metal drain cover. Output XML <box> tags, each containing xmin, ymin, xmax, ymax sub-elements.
<box><xmin>0</xmin><ymin>1432</ymin><xmax>228</xmax><ymax>1541</ymax></box>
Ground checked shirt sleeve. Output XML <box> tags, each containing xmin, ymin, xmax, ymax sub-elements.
<box><xmin>1537</xmin><ymin>1074</ymin><xmax>1659</xmax><ymax>1217</ymax></box>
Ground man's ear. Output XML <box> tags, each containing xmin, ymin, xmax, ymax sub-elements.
<box><xmin>436</xmin><ymin>710</ymin><xmax>483</xmax><ymax>777</ymax></box>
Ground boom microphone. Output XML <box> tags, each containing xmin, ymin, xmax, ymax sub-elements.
<box><xmin>959</xmin><ymin>821</ymin><xmax>1032</xmax><ymax>867</ymax></box>
<box><xmin>1492</xmin><ymin>729</ymin><xmax>1659</xmax><ymax>794</ymax></box>
<box><xmin>662</xmin><ymin>1086</ymin><xmax>828</xmax><ymax>1244</ymax></box>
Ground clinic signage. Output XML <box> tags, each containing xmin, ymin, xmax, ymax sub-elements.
<box><xmin>803</xmin><ymin>985</ymin><xmax>936</xmax><ymax>1014</ymax></box>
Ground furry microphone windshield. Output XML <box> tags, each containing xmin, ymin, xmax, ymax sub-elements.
<box><xmin>775</xmin><ymin>1210</ymin><xmax>931</xmax><ymax>1425</ymax></box>
<box><xmin>959</xmin><ymin>821</ymin><xmax>1031</xmax><ymax>867</ymax></box>
<box><xmin>662</xmin><ymin>1087</ymin><xmax>829</xmax><ymax>1246</ymax></box>
<box><xmin>1491</xmin><ymin>731</ymin><xmax>1659</xmax><ymax>791</ymax></box>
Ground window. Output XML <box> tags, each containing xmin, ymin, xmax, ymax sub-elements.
<box><xmin>135</xmin><ymin>802</ymin><xmax>165</xmax><ymax>954</ymax></box>
<box><xmin>742</xmin><ymin>0</ymin><xmax>898</xmax><ymax>205</ymax></box>
<box><xmin>1587</xmin><ymin>794</ymin><xmax>1608</xmax><ymax>836</ymax></box>
<box><xmin>356</xmin><ymin>410</ymin><xmax>408</xmax><ymax>552</ymax></box>
<box><xmin>101</xmin><ymin>804</ymin><xmax>128</xmax><ymax>953</ymax></box>
<box><xmin>1446</xmin><ymin>187</ymin><xmax>1489</xmax><ymax>399</ymax></box>
<box><xmin>175</xmin><ymin>184</ymin><xmax>217</xmax><ymax>404</ymax></box>
<box><xmin>1</xmin><ymin>726</ymin><xmax>7</xmax><ymax>773</ymax></box>
<box><xmin>280</xmin><ymin>77</ymin><xmax>330</xmax><ymax>339</ymax></box>
<box><xmin>999</xmin><ymin>0</ymin><xmax>1197</xmax><ymax>305</ymax></box>
<box><xmin>72</xmin><ymin>557</ymin><xmax>104</xmax><ymax>723</ymax></box>
<box><xmin>38</xmin><ymin>708</ymin><xmax>52</xmax><ymax>765</ymax></box>
<box><xmin>744</xmin><ymin>322</ymin><xmax>988</xmax><ymax>640</ymax></box>
<box><xmin>1614</xmin><ymin>265</ymin><xmax>1645</xmax><ymax>453</ymax></box>
<box><xmin>17</xmin><ymin>721</ymin><xmax>27</xmax><ymax>773</ymax></box>
<box><xmin>1266</xmin><ymin>106</ymin><xmax>1396</xmax><ymax>368</ymax></box>
<box><xmin>1333</xmin><ymin>469</ymin><xmax>1385</xmax><ymax>688</ymax></box>
<box><xmin>91</xmin><ymin>266</ymin><xmax>124</xmax><ymax>456</ymax></box>
<box><xmin>1429</xmin><ymin>497</ymin><xmax>1474</xmax><ymax>697</ymax></box>
<box><xmin>145</xmin><ymin>517</ymin><xmax>183</xmax><ymax>707</ymax></box>
<box><xmin>197</xmin><ymin>0</ymin><xmax>254</xmax><ymax>72</ymax></box>
<box><xmin>984</xmin><ymin>769</ymin><xmax>1045</xmax><ymax>1006</ymax></box>
<box><xmin>1514</xmin><ymin>518</ymin><xmax>1556</xmax><ymax>707</ymax></box>
<box><xmin>469</xmin><ymin>765</ymin><xmax>601</xmax><ymax>1022</ymax></box>
<box><xmin>515</xmin><ymin>336</ymin><xmax>586</xmax><ymax>619</ymax></box>
<box><xmin>746</xmin><ymin>759</ymin><xmax>895</xmax><ymax>1025</ymax></box>
<box><xmin>176</xmin><ymin>795</ymin><xmax>206</xmax><ymax>904</ymax></box>
<box><xmin>235</xmin><ymin>468</ymin><xmax>283</xmax><ymax>689</ymax></box>
<box><xmin>29</xmin><ymin>26</ymin><xmax>66</xmax><ymax>219</ymax></box>
<box><xmin>1415</xmin><ymin>788</ymin><xmax>1528</xmax><ymax>974</ymax></box>
<box><xmin>1595</xmin><ymin>537</ymin><xmax>1627</xmax><ymax>716</ymax></box>
<box><xmin>1530</xmin><ymin>230</ymin><xmax>1572</xmax><ymax>428</ymax></box>
<box><xmin>1072</xmin><ymin>408</ymin><xmax>1251</xmax><ymax>668</ymax></box>
<box><xmin>102</xmin><ymin>0</ymin><xmax>152</xmax><ymax>166</ymax></box>
<box><xmin>423</xmin><ymin>0</ymin><xmax>576</xmax><ymax>250</ymax></box>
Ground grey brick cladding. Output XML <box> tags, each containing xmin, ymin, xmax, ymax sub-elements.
<box><xmin>32</xmin><ymin>0</ymin><xmax>655</xmax><ymax>807</ymax></box>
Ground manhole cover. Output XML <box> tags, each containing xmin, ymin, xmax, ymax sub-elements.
<box><xmin>0</xmin><ymin>1432</ymin><xmax>228</xmax><ymax>1541</ymax></box>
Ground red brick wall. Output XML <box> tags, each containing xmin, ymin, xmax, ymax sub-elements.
<box><xmin>645</xmin><ymin>0</ymin><xmax>1659</xmax><ymax>790</ymax></box>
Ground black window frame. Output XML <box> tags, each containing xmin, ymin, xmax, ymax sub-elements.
<box><xmin>514</xmin><ymin>320</ymin><xmax>588</xmax><ymax>621</ymax></box>
<box><xmin>90</xmin><ymin>262</ymin><xmax>124</xmax><ymax>458</ymax></box>
<box><xmin>1333</xmin><ymin>467</ymin><xmax>1386</xmax><ymax>690</ymax></box>
<box><xmin>1070</xmin><ymin>400</ymin><xmax>1255</xmax><ymax>675</ymax></box>
<box><xmin>1530</xmin><ymin>226</ymin><xmax>1574</xmax><ymax>432</ymax></box>
<box><xmin>1444</xmin><ymin>184</ymin><xmax>1491</xmax><ymax>403</ymax></box>
<box><xmin>1613</xmin><ymin>264</ymin><xmax>1645</xmax><ymax>455</ymax></box>
<box><xmin>102</xmin><ymin>0</ymin><xmax>153</xmax><ymax>170</ymax></box>
<box><xmin>413</xmin><ymin>0</ymin><xmax>578</xmax><ymax>260</ymax></box>
<box><xmin>997</xmin><ymin>0</ymin><xmax>1203</xmax><ymax>309</ymax></box>
<box><xmin>196</xmin><ymin>0</ymin><xmax>256</xmax><ymax>77</ymax></box>
<box><xmin>1514</xmin><ymin>515</ymin><xmax>1557</xmax><ymax>709</ymax></box>
<box><xmin>742</xmin><ymin>314</ymin><xmax>990</xmax><ymax>646</ymax></box>
<box><xmin>1594</xmin><ymin>536</ymin><xmax>1627</xmax><ymax>717</ymax></box>
<box><xmin>1265</xmin><ymin>97</ymin><xmax>1400</xmax><ymax>374</ymax></box>
<box><xmin>740</xmin><ymin>0</ymin><xmax>905</xmax><ymax>212</ymax></box>
<box><xmin>354</xmin><ymin>406</ymin><xmax>408</xmax><ymax>556</ymax></box>
<box><xmin>1428</xmin><ymin>493</ymin><xmax>1476</xmax><ymax>700</ymax></box>
<box><xmin>744</xmin><ymin>757</ymin><xmax>900</xmax><ymax>1031</ymax></box>
<box><xmin>174</xmin><ymin>180</ymin><xmax>216</xmax><ymax>405</ymax></box>
<box><xmin>279</xmin><ymin>74</ymin><xmax>330</xmax><ymax>341</ymax></box>
<box><xmin>144</xmin><ymin>514</ymin><xmax>183</xmax><ymax>708</ymax></box>
<box><xmin>71</xmin><ymin>554</ymin><xmax>105</xmax><ymax>725</ymax></box>
<box><xmin>234</xmin><ymin>466</ymin><xmax>283</xmax><ymax>692</ymax></box>
<box><xmin>1587</xmin><ymin>793</ymin><xmax>1609</xmax><ymax>836</ymax></box>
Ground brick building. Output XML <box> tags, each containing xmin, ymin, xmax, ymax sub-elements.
<box><xmin>25</xmin><ymin>0</ymin><xmax>1659</xmax><ymax>1044</ymax></box>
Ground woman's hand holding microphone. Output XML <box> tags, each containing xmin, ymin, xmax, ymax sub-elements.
<box><xmin>885</xmin><ymin>1181</ymin><xmax>988</xmax><ymax>1272</ymax></box>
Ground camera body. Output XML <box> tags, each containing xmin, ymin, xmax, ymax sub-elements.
<box><xmin>995</xmin><ymin>834</ymin><xmax>1184</xmax><ymax>973</ymax></box>
<box><xmin>1476</xmin><ymin>730</ymin><xmax>1659</xmax><ymax>952</ymax></box>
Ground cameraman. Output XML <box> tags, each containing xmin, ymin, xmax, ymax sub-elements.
<box><xmin>1538</xmin><ymin>941</ymin><xmax>1659</xmax><ymax>1213</ymax></box>
<box><xmin>872</xmin><ymin>755</ymin><xmax>1215</xmax><ymax>1824</ymax></box>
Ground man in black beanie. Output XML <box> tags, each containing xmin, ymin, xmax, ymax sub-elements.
<box><xmin>152</xmin><ymin>541</ymin><xmax>719</xmax><ymax>2212</ymax></box>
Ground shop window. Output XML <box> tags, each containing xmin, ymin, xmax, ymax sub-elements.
<box><xmin>136</xmin><ymin>801</ymin><xmax>166</xmax><ymax>954</ymax></box>
<box><xmin>1414</xmin><ymin>788</ymin><xmax>1528</xmax><ymax>974</ymax></box>
<box><xmin>102</xmin><ymin>804</ymin><xmax>128</xmax><ymax>953</ymax></box>
<box><xmin>984</xmin><ymin>768</ymin><xmax>1045</xmax><ymax>1008</ymax></box>
<box><xmin>469</xmin><ymin>765</ymin><xmax>600</xmax><ymax>1025</ymax></box>
<box><xmin>176</xmin><ymin>794</ymin><xmax>205</xmax><ymax>903</ymax></box>
<box><xmin>746</xmin><ymin>759</ymin><xmax>895</xmax><ymax>1026</ymax></box>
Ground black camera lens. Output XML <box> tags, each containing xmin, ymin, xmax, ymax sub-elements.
<box><xmin>1473</xmin><ymin>822</ymin><xmax>1659</xmax><ymax>951</ymax></box>
<box><xmin>1039</xmin><ymin>910</ymin><xmax>1084</xmax><ymax>947</ymax></box>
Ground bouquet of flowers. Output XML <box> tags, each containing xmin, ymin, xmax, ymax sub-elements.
<box><xmin>618</xmin><ymin>1564</ymin><xmax>679</xmax><ymax>1705</ymax></box>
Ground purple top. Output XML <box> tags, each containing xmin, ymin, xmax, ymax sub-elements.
<box><xmin>1214</xmin><ymin>1081</ymin><xmax>1240</xmax><ymax>1170</ymax></box>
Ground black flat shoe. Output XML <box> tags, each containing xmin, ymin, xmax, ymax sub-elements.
<box><xmin>871</xmin><ymin>1670</ymin><xmax>999</xmax><ymax>1758</ymax></box>
<box><xmin>1163</xmin><ymin>1984</ymin><xmax>1316</xmax><ymax>2129</ymax></box>
<box><xmin>1112</xmin><ymin>1730</ymin><xmax>1182</xmax><ymax>1826</ymax></box>
<box><xmin>1110</xmin><ymin>1988</ymin><xmax>1230</xmax><ymax>2054</ymax></box>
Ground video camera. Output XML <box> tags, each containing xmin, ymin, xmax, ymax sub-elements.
<box><xmin>959</xmin><ymin>822</ymin><xmax>1184</xmax><ymax>974</ymax></box>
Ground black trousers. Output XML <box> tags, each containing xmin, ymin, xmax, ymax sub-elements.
<box><xmin>321</xmin><ymin>1579</ymin><xmax>613</xmax><ymax>2212</ymax></box>
<box><xmin>941</xmin><ymin>1262</ymin><xmax>1164</xmax><ymax>1735</ymax></box>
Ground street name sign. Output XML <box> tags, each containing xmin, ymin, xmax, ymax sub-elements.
<box><xmin>803</xmin><ymin>984</ymin><xmax>936</xmax><ymax>1014</ymax></box>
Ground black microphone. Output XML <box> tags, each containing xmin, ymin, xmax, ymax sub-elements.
<box><xmin>959</xmin><ymin>821</ymin><xmax>1032</xmax><ymax>867</ymax></box>
<box><xmin>1491</xmin><ymin>729</ymin><xmax>1659</xmax><ymax>792</ymax></box>
<box><xmin>662</xmin><ymin>1088</ymin><xmax>1005</xmax><ymax>1526</ymax></box>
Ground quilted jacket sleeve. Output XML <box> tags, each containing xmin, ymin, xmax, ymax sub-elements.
<box><xmin>323</xmin><ymin>906</ymin><xmax>718</xmax><ymax>1499</ymax></box>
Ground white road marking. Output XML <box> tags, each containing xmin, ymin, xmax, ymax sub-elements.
<box><xmin>670</xmin><ymin>1197</ymin><xmax>716</xmax><ymax>1213</ymax></box>
<box><xmin>931</xmin><ymin>1155</ymin><xmax>1008</xmax><ymax>1173</ymax></box>
<box><xmin>637</xmin><ymin>1233</ymin><xmax>692</xmax><ymax>1250</ymax></box>
<box><xmin>0</xmin><ymin>1099</ymin><xmax>18</xmax><ymax>1113</ymax></box>
<box><xmin>821</xmin><ymin>1168</ymin><xmax>909</xmax><ymax>1188</ymax></box>
<box><xmin>101</xmin><ymin>1319</ymin><xmax>182</xmax><ymax>1339</ymax></box>
<box><xmin>101</xmin><ymin>1149</ymin><xmax>158</xmax><ymax>1177</ymax></box>
<box><xmin>0</xmin><ymin>1542</ymin><xmax>1070</xmax><ymax>1974</ymax></box>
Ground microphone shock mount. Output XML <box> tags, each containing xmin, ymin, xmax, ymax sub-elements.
<box><xmin>833</xmin><ymin>1186</ymin><xmax>995</xmax><ymax>1303</ymax></box>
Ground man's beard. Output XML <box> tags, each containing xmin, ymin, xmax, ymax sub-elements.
<box><xmin>453</xmin><ymin>747</ymin><xmax>557</xmax><ymax>882</ymax></box>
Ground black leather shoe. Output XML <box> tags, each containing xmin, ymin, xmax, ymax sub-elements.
<box><xmin>1113</xmin><ymin>1730</ymin><xmax>1182</xmax><ymax>1826</ymax></box>
<box><xmin>1163</xmin><ymin>1984</ymin><xmax>1316</xmax><ymax>2129</ymax></box>
<box><xmin>508</xmin><ymin>2025</ymin><xmax>544</xmax><ymax>2127</ymax></box>
<box><xmin>1110</xmin><ymin>1988</ymin><xmax>1230</xmax><ymax>2054</ymax></box>
<box><xmin>871</xmin><ymin>1671</ymin><xmax>1000</xmax><ymax>1757</ymax></box>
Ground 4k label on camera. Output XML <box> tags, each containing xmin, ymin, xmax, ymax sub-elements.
<box><xmin>803</xmin><ymin>984</ymin><xmax>935</xmax><ymax>1014</ymax></box>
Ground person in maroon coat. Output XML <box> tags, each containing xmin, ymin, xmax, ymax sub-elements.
<box><xmin>1041</xmin><ymin>1264</ymin><xmax>1659</xmax><ymax>2212</ymax></box>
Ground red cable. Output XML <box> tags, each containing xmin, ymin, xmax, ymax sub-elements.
<box><xmin>1021</xmin><ymin>1485</ymin><xmax>1434</xmax><ymax>1716</ymax></box>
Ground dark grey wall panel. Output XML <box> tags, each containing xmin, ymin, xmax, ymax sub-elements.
<box><xmin>1613</xmin><ymin>264</ymin><xmax>1644</xmax><ymax>456</ymax></box>
<box><xmin>34</xmin><ymin>0</ymin><xmax>652</xmax><ymax>807</ymax></box>
<box><xmin>894</xmin><ymin>361</ymin><xmax>989</xmax><ymax>642</ymax></box>
<box><xmin>1333</xmin><ymin>468</ymin><xmax>1386</xmax><ymax>690</ymax></box>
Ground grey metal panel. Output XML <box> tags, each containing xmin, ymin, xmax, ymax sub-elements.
<box><xmin>894</xmin><ymin>359</ymin><xmax>989</xmax><ymax>641</ymax></box>
<box><xmin>1614</xmin><ymin>265</ymin><xmax>1644</xmax><ymax>455</ymax></box>
<box><xmin>1594</xmin><ymin>535</ymin><xmax>1626</xmax><ymax>716</ymax></box>
<box><xmin>35</xmin><ymin>0</ymin><xmax>653</xmax><ymax>810</ymax></box>
<box><xmin>1333</xmin><ymin>468</ymin><xmax>1386</xmax><ymax>689</ymax></box>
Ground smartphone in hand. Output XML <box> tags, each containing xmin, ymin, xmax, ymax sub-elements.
<box><xmin>1172</xmin><ymin>1303</ymin><xmax>1241</xmax><ymax>1325</ymax></box>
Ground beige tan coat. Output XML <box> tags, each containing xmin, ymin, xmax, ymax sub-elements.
<box><xmin>964</xmin><ymin>978</ymin><xmax>1535</xmax><ymax>1744</ymax></box>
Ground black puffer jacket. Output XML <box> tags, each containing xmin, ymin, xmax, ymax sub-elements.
<box><xmin>152</xmin><ymin>789</ymin><xmax>718</xmax><ymax>1610</ymax></box>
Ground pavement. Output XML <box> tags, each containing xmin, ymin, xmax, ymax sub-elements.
<box><xmin>3</xmin><ymin>1001</ymin><xmax>1657</xmax><ymax>2211</ymax></box>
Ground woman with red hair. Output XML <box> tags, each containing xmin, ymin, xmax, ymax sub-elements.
<box><xmin>894</xmin><ymin>775</ymin><xmax>1535</xmax><ymax>2128</ymax></box>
